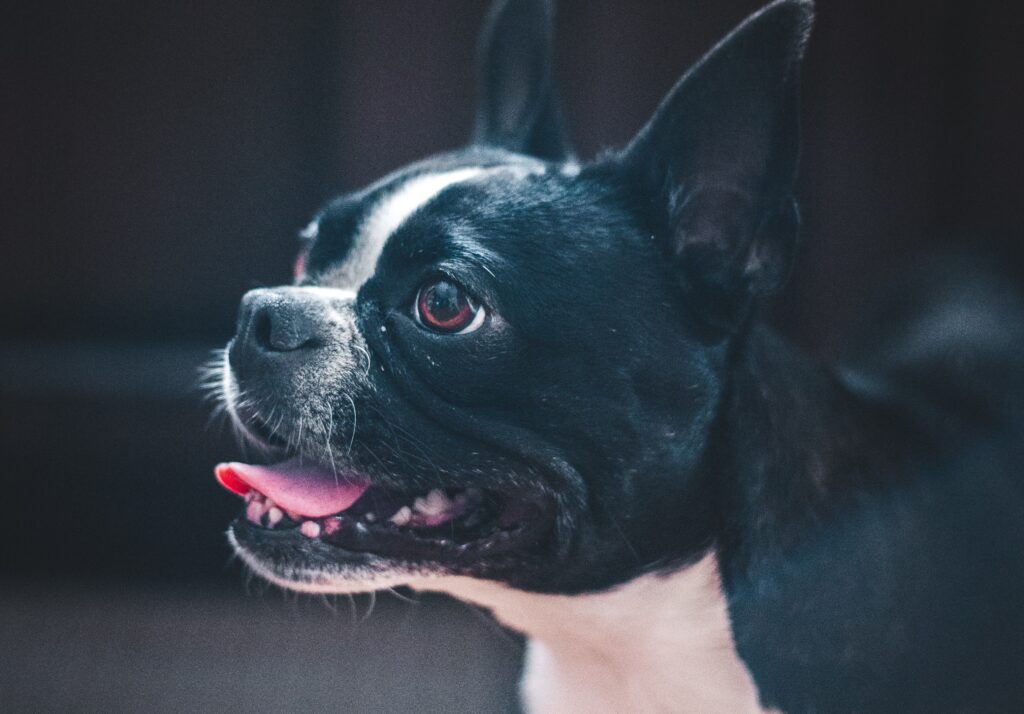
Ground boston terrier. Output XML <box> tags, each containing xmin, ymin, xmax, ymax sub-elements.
<box><xmin>210</xmin><ymin>0</ymin><xmax>1024</xmax><ymax>711</ymax></box>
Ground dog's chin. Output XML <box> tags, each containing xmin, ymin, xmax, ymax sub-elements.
<box><xmin>227</xmin><ymin>513</ymin><xmax>556</xmax><ymax>595</ymax></box>
<box><xmin>227</xmin><ymin>522</ymin><xmax>439</xmax><ymax>594</ymax></box>
<box><xmin>228</xmin><ymin>506</ymin><xmax>555</xmax><ymax>591</ymax></box>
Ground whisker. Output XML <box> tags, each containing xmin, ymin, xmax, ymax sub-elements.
<box><xmin>359</xmin><ymin>591</ymin><xmax>377</xmax><ymax>622</ymax></box>
<box><xmin>344</xmin><ymin>392</ymin><xmax>358</xmax><ymax>455</ymax></box>
<box><xmin>354</xmin><ymin>341</ymin><xmax>373</xmax><ymax>379</ymax></box>
<box><xmin>386</xmin><ymin>587</ymin><xmax>420</xmax><ymax>605</ymax></box>
<box><xmin>326</xmin><ymin>408</ymin><xmax>339</xmax><ymax>485</ymax></box>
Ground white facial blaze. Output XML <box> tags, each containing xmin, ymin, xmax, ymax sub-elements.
<box><xmin>336</xmin><ymin>168</ymin><xmax>489</xmax><ymax>288</ymax></box>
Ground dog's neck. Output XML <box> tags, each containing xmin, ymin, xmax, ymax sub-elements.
<box><xmin>425</xmin><ymin>553</ymin><xmax>770</xmax><ymax>714</ymax></box>
<box><xmin>713</xmin><ymin>325</ymin><xmax>908</xmax><ymax>564</ymax></box>
<box><xmin>419</xmin><ymin>326</ymin><xmax>885</xmax><ymax>713</ymax></box>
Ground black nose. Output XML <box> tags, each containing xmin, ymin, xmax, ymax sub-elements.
<box><xmin>229</xmin><ymin>288</ymin><xmax>328</xmax><ymax>375</ymax></box>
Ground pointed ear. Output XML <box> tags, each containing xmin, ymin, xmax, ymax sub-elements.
<box><xmin>620</xmin><ymin>0</ymin><xmax>813</xmax><ymax>332</ymax></box>
<box><xmin>473</xmin><ymin>0</ymin><xmax>571</xmax><ymax>161</ymax></box>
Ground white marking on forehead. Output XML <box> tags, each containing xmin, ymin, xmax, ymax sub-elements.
<box><xmin>336</xmin><ymin>167</ymin><xmax>489</xmax><ymax>288</ymax></box>
<box><xmin>295</xmin><ymin>286</ymin><xmax>357</xmax><ymax>302</ymax></box>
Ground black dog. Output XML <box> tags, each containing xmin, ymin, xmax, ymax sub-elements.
<box><xmin>212</xmin><ymin>1</ymin><xmax>1024</xmax><ymax>711</ymax></box>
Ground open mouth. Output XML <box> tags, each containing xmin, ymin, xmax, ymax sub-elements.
<box><xmin>215</xmin><ymin>458</ymin><xmax>553</xmax><ymax>565</ymax></box>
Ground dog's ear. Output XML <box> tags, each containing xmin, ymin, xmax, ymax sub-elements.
<box><xmin>619</xmin><ymin>0</ymin><xmax>813</xmax><ymax>332</ymax></box>
<box><xmin>473</xmin><ymin>0</ymin><xmax>570</xmax><ymax>161</ymax></box>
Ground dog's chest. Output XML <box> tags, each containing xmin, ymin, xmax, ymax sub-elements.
<box><xmin>429</xmin><ymin>553</ymin><xmax>771</xmax><ymax>714</ymax></box>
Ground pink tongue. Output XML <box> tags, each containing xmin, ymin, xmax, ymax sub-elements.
<box><xmin>214</xmin><ymin>458</ymin><xmax>369</xmax><ymax>518</ymax></box>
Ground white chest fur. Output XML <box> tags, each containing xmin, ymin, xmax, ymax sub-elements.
<box><xmin>418</xmin><ymin>553</ymin><xmax>771</xmax><ymax>714</ymax></box>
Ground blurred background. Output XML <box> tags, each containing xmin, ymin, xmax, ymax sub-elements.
<box><xmin>2</xmin><ymin>1</ymin><xmax>1022</xmax><ymax>711</ymax></box>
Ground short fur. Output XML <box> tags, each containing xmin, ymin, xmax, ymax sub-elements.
<box><xmin>214</xmin><ymin>1</ymin><xmax>1024</xmax><ymax>711</ymax></box>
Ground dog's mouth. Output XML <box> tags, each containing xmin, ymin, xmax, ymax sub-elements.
<box><xmin>215</xmin><ymin>458</ymin><xmax>553</xmax><ymax>566</ymax></box>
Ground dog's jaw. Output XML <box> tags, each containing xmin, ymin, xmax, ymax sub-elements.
<box><xmin>226</xmin><ymin>527</ymin><xmax>438</xmax><ymax>594</ymax></box>
<box><xmin>423</xmin><ymin>552</ymin><xmax>773</xmax><ymax>714</ymax></box>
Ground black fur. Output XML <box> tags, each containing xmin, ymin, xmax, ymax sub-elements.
<box><xmin>474</xmin><ymin>0</ymin><xmax>570</xmax><ymax>160</ymax></box>
<box><xmin>220</xmin><ymin>1</ymin><xmax>1024</xmax><ymax>710</ymax></box>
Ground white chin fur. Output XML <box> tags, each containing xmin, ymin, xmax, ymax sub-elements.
<box><xmin>226</xmin><ymin>528</ymin><xmax>435</xmax><ymax>595</ymax></box>
<box><xmin>228</xmin><ymin>536</ymin><xmax>771</xmax><ymax>714</ymax></box>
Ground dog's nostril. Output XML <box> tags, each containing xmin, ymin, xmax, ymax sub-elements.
<box><xmin>250</xmin><ymin>304</ymin><xmax>321</xmax><ymax>353</ymax></box>
<box><xmin>253</xmin><ymin>309</ymin><xmax>274</xmax><ymax>351</ymax></box>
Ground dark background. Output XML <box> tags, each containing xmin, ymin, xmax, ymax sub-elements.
<box><xmin>2</xmin><ymin>1</ymin><xmax>1022</xmax><ymax>711</ymax></box>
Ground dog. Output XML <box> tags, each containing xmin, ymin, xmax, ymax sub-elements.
<box><xmin>210</xmin><ymin>1</ymin><xmax>1024</xmax><ymax>711</ymax></box>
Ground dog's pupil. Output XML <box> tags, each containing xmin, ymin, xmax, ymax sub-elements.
<box><xmin>420</xmin><ymin>280</ymin><xmax>471</xmax><ymax>329</ymax></box>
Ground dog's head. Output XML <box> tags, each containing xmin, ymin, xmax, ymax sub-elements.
<box><xmin>213</xmin><ymin>0</ymin><xmax>812</xmax><ymax>595</ymax></box>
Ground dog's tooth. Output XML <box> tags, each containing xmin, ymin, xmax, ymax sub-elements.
<box><xmin>390</xmin><ymin>506</ymin><xmax>412</xmax><ymax>526</ymax></box>
<box><xmin>300</xmin><ymin>520</ymin><xmax>321</xmax><ymax>538</ymax></box>
<box><xmin>267</xmin><ymin>507</ymin><xmax>283</xmax><ymax>526</ymax></box>
<box><xmin>428</xmin><ymin>488</ymin><xmax>451</xmax><ymax>508</ymax></box>
<box><xmin>285</xmin><ymin>509</ymin><xmax>301</xmax><ymax>521</ymax></box>
<box><xmin>246</xmin><ymin>500</ymin><xmax>265</xmax><ymax>523</ymax></box>
<box><xmin>416</xmin><ymin>489</ymin><xmax>450</xmax><ymax>516</ymax></box>
<box><xmin>365</xmin><ymin>512</ymin><xmax>376</xmax><ymax>523</ymax></box>
<box><xmin>420</xmin><ymin>511</ymin><xmax>453</xmax><ymax>527</ymax></box>
<box><xmin>323</xmin><ymin>518</ymin><xmax>343</xmax><ymax>535</ymax></box>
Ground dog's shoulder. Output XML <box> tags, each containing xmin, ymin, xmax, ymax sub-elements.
<box><xmin>720</xmin><ymin>257</ymin><xmax>1024</xmax><ymax>712</ymax></box>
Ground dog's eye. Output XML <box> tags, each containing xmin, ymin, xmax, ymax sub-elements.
<box><xmin>414</xmin><ymin>279</ymin><xmax>485</xmax><ymax>334</ymax></box>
